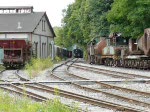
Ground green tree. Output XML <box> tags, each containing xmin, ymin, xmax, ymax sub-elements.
<box><xmin>62</xmin><ymin>0</ymin><xmax>86</xmax><ymax>48</ymax></box>
<box><xmin>107</xmin><ymin>0</ymin><xmax>150</xmax><ymax>38</ymax></box>
<box><xmin>53</xmin><ymin>27</ymin><xmax>64</xmax><ymax>47</ymax></box>
<box><xmin>61</xmin><ymin>0</ymin><xmax>113</xmax><ymax>49</ymax></box>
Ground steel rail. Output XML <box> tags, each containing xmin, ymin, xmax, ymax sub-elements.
<box><xmin>0</xmin><ymin>83</ymin><xmax>85</xmax><ymax>112</ymax></box>
<box><xmin>51</xmin><ymin>59</ymin><xmax>150</xmax><ymax>111</ymax></box>
<box><xmin>51</xmin><ymin>68</ymin><xmax>150</xmax><ymax>107</ymax></box>
<box><xmin>51</xmin><ymin>58</ymin><xmax>75</xmax><ymax>73</ymax></box>
<box><xmin>73</xmin><ymin>64</ymin><xmax>150</xmax><ymax>79</ymax></box>
<box><xmin>0</xmin><ymin>85</ymin><xmax>46</xmax><ymax>102</ymax></box>
<box><xmin>70</xmin><ymin>65</ymin><xmax>131</xmax><ymax>79</ymax></box>
<box><xmin>66</xmin><ymin>63</ymin><xmax>150</xmax><ymax>97</ymax></box>
<box><xmin>0</xmin><ymin>79</ymin><xmax>149</xmax><ymax>85</ymax></box>
<box><xmin>1</xmin><ymin>59</ymin><xmax>85</xmax><ymax>111</ymax></box>
<box><xmin>0</xmin><ymin>69</ymin><xmax>6</xmax><ymax>81</ymax></box>
<box><xmin>15</xmin><ymin>69</ymin><xmax>30</xmax><ymax>81</ymax></box>
<box><xmin>22</xmin><ymin>83</ymin><xmax>148</xmax><ymax>112</ymax></box>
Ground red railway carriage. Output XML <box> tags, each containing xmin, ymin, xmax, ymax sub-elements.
<box><xmin>0</xmin><ymin>40</ymin><xmax>32</xmax><ymax>68</ymax></box>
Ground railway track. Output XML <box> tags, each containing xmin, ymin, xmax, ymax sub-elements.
<box><xmin>0</xmin><ymin>83</ymin><xmax>47</xmax><ymax>102</ymax></box>
<box><xmin>0</xmin><ymin>69</ymin><xmax>30</xmax><ymax>82</ymax></box>
<box><xmin>72</xmin><ymin>63</ymin><xmax>150</xmax><ymax>79</ymax></box>
<box><xmin>68</xmin><ymin>63</ymin><xmax>150</xmax><ymax>96</ymax></box>
<box><xmin>0</xmin><ymin>59</ymin><xmax>149</xmax><ymax>111</ymax></box>
<box><xmin>20</xmin><ymin>83</ymin><xmax>148</xmax><ymax>112</ymax></box>
<box><xmin>0</xmin><ymin>82</ymin><xmax>147</xmax><ymax>112</ymax></box>
<box><xmin>0</xmin><ymin>66</ymin><xmax>86</xmax><ymax>111</ymax></box>
<box><xmin>50</xmin><ymin>59</ymin><xmax>150</xmax><ymax>111</ymax></box>
<box><xmin>0</xmin><ymin>69</ymin><xmax>45</xmax><ymax>101</ymax></box>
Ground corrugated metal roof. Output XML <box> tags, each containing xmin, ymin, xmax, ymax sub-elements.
<box><xmin>0</xmin><ymin>12</ymin><xmax>44</xmax><ymax>32</ymax></box>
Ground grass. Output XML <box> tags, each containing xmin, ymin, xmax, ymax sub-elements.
<box><xmin>25</xmin><ymin>56</ymin><xmax>64</xmax><ymax>78</ymax></box>
<box><xmin>54</xmin><ymin>56</ymin><xmax>62</xmax><ymax>63</ymax></box>
<box><xmin>0</xmin><ymin>90</ymin><xmax>79</xmax><ymax>112</ymax></box>
<box><xmin>25</xmin><ymin>58</ymin><xmax>53</xmax><ymax>78</ymax></box>
<box><xmin>0</xmin><ymin>65</ymin><xmax>5</xmax><ymax>71</ymax></box>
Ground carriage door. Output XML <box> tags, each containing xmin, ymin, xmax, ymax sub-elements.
<box><xmin>0</xmin><ymin>49</ymin><xmax>4</xmax><ymax>64</ymax></box>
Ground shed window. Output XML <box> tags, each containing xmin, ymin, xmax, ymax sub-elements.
<box><xmin>42</xmin><ymin>20</ymin><xmax>46</xmax><ymax>32</ymax></box>
<box><xmin>49</xmin><ymin>43</ymin><xmax>52</xmax><ymax>57</ymax></box>
<box><xmin>44</xmin><ymin>21</ymin><xmax>46</xmax><ymax>31</ymax></box>
<box><xmin>33</xmin><ymin>42</ymin><xmax>38</xmax><ymax>58</ymax></box>
<box><xmin>42</xmin><ymin>43</ymin><xmax>46</xmax><ymax>58</ymax></box>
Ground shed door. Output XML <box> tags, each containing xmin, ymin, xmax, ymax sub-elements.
<box><xmin>0</xmin><ymin>49</ymin><xmax>4</xmax><ymax>64</ymax></box>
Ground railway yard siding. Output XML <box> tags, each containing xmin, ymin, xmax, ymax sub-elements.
<box><xmin>1</xmin><ymin>59</ymin><xmax>149</xmax><ymax>111</ymax></box>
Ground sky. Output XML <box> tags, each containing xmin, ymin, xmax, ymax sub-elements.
<box><xmin>0</xmin><ymin>0</ymin><xmax>75</xmax><ymax>27</ymax></box>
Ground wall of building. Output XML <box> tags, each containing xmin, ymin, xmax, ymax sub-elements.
<box><xmin>33</xmin><ymin>15</ymin><xmax>53</xmax><ymax>37</ymax></box>
<box><xmin>31</xmin><ymin>14</ymin><xmax>55</xmax><ymax>59</ymax></box>
<box><xmin>31</xmin><ymin>34</ymin><xmax>54</xmax><ymax>59</ymax></box>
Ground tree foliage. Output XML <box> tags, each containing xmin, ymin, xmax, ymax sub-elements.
<box><xmin>53</xmin><ymin>27</ymin><xmax>64</xmax><ymax>47</ymax></box>
<box><xmin>61</xmin><ymin>0</ymin><xmax>113</xmax><ymax>49</ymax></box>
<box><xmin>55</xmin><ymin>0</ymin><xmax>149</xmax><ymax>49</ymax></box>
<box><xmin>107</xmin><ymin>0</ymin><xmax>150</xmax><ymax>38</ymax></box>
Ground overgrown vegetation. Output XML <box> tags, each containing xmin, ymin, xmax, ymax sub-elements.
<box><xmin>0</xmin><ymin>90</ymin><xmax>79</xmax><ymax>112</ymax></box>
<box><xmin>25</xmin><ymin>58</ymin><xmax>53</xmax><ymax>78</ymax></box>
<box><xmin>0</xmin><ymin>65</ymin><xmax>5</xmax><ymax>71</ymax></box>
<box><xmin>54</xmin><ymin>56</ymin><xmax>62</xmax><ymax>63</ymax></box>
<box><xmin>107</xmin><ymin>0</ymin><xmax>150</xmax><ymax>38</ymax></box>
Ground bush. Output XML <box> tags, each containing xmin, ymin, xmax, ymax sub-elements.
<box><xmin>25</xmin><ymin>58</ymin><xmax>53</xmax><ymax>78</ymax></box>
<box><xmin>54</xmin><ymin>56</ymin><xmax>62</xmax><ymax>63</ymax></box>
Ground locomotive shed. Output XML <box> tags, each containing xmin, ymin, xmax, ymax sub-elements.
<box><xmin>0</xmin><ymin>6</ymin><xmax>55</xmax><ymax>68</ymax></box>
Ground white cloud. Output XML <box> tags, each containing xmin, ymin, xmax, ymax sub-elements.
<box><xmin>0</xmin><ymin>0</ymin><xmax>75</xmax><ymax>27</ymax></box>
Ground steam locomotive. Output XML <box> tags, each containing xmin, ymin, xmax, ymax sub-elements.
<box><xmin>88</xmin><ymin>28</ymin><xmax>150</xmax><ymax>69</ymax></box>
<box><xmin>73</xmin><ymin>48</ymin><xmax>83</xmax><ymax>58</ymax></box>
